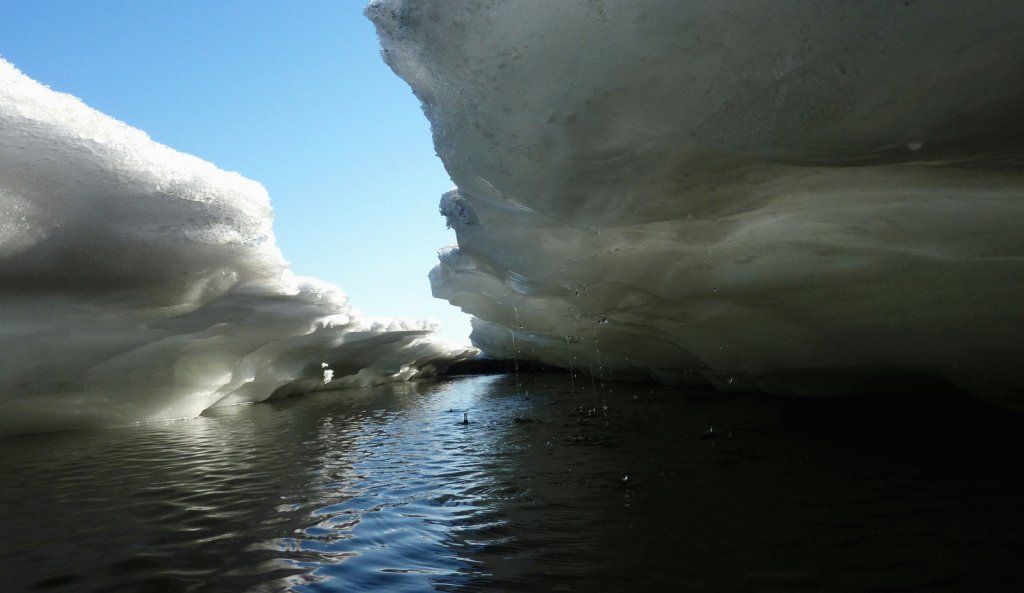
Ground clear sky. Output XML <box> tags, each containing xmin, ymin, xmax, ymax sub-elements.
<box><xmin>0</xmin><ymin>0</ymin><xmax>472</xmax><ymax>343</ymax></box>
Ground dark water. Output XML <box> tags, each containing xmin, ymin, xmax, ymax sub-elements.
<box><xmin>2</xmin><ymin>374</ymin><xmax>1024</xmax><ymax>592</ymax></box>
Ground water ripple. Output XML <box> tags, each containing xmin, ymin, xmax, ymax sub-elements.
<box><xmin>3</xmin><ymin>375</ymin><xmax>1024</xmax><ymax>591</ymax></box>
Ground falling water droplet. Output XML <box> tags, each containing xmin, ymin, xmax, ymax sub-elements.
<box><xmin>511</xmin><ymin>306</ymin><xmax>523</xmax><ymax>397</ymax></box>
<box><xmin>598</xmin><ymin>317</ymin><xmax>608</xmax><ymax>325</ymax></box>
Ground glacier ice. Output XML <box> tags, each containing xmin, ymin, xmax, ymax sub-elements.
<box><xmin>0</xmin><ymin>59</ymin><xmax>475</xmax><ymax>435</ymax></box>
<box><xmin>368</xmin><ymin>1</ymin><xmax>1024</xmax><ymax>407</ymax></box>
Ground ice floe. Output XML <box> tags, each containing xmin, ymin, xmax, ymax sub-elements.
<box><xmin>369</xmin><ymin>0</ymin><xmax>1024</xmax><ymax>407</ymax></box>
<box><xmin>0</xmin><ymin>58</ymin><xmax>475</xmax><ymax>434</ymax></box>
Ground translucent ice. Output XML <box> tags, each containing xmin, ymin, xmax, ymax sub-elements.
<box><xmin>0</xmin><ymin>59</ymin><xmax>475</xmax><ymax>435</ymax></box>
<box><xmin>369</xmin><ymin>1</ymin><xmax>1024</xmax><ymax>407</ymax></box>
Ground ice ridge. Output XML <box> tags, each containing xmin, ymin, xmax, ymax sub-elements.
<box><xmin>0</xmin><ymin>58</ymin><xmax>475</xmax><ymax>435</ymax></box>
<box><xmin>369</xmin><ymin>0</ymin><xmax>1024</xmax><ymax>407</ymax></box>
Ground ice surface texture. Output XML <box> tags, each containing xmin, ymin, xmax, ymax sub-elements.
<box><xmin>368</xmin><ymin>1</ymin><xmax>1024</xmax><ymax>406</ymax></box>
<box><xmin>0</xmin><ymin>59</ymin><xmax>474</xmax><ymax>435</ymax></box>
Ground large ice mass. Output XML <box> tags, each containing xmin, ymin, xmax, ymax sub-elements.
<box><xmin>368</xmin><ymin>1</ymin><xmax>1024</xmax><ymax>407</ymax></box>
<box><xmin>0</xmin><ymin>59</ymin><xmax>475</xmax><ymax>435</ymax></box>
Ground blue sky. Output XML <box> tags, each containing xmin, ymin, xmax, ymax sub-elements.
<box><xmin>0</xmin><ymin>0</ymin><xmax>472</xmax><ymax>343</ymax></box>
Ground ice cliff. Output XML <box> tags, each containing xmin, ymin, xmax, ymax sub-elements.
<box><xmin>368</xmin><ymin>1</ymin><xmax>1024</xmax><ymax>407</ymax></box>
<box><xmin>0</xmin><ymin>59</ymin><xmax>475</xmax><ymax>435</ymax></box>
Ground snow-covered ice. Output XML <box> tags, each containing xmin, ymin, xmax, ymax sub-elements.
<box><xmin>369</xmin><ymin>1</ymin><xmax>1024</xmax><ymax>407</ymax></box>
<box><xmin>0</xmin><ymin>59</ymin><xmax>475</xmax><ymax>435</ymax></box>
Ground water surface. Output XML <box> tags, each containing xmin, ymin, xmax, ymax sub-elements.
<box><xmin>2</xmin><ymin>374</ymin><xmax>1023</xmax><ymax>591</ymax></box>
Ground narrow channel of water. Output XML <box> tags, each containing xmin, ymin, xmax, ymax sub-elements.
<box><xmin>2</xmin><ymin>374</ymin><xmax>1023</xmax><ymax>592</ymax></box>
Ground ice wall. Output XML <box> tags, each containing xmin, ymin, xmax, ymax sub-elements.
<box><xmin>0</xmin><ymin>59</ymin><xmax>475</xmax><ymax>435</ymax></box>
<box><xmin>368</xmin><ymin>1</ymin><xmax>1024</xmax><ymax>406</ymax></box>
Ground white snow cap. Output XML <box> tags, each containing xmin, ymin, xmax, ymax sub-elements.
<box><xmin>0</xmin><ymin>58</ymin><xmax>475</xmax><ymax>435</ymax></box>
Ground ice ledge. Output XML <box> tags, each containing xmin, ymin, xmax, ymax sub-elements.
<box><xmin>371</xmin><ymin>0</ymin><xmax>1024</xmax><ymax>407</ymax></box>
<box><xmin>0</xmin><ymin>58</ymin><xmax>476</xmax><ymax>435</ymax></box>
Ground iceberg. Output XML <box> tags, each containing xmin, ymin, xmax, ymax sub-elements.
<box><xmin>0</xmin><ymin>59</ymin><xmax>475</xmax><ymax>435</ymax></box>
<box><xmin>368</xmin><ymin>1</ymin><xmax>1024</xmax><ymax>407</ymax></box>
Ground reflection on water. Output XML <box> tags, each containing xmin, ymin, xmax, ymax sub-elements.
<box><xmin>2</xmin><ymin>374</ymin><xmax>1024</xmax><ymax>592</ymax></box>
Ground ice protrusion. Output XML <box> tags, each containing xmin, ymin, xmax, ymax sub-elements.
<box><xmin>371</xmin><ymin>0</ymin><xmax>1024</xmax><ymax>407</ymax></box>
<box><xmin>0</xmin><ymin>58</ymin><xmax>476</xmax><ymax>435</ymax></box>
